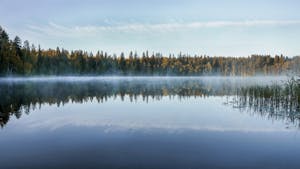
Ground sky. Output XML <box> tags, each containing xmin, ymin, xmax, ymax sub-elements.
<box><xmin>1</xmin><ymin>0</ymin><xmax>300</xmax><ymax>56</ymax></box>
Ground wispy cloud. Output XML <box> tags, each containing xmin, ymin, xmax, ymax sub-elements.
<box><xmin>26</xmin><ymin>20</ymin><xmax>300</xmax><ymax>37</ymax></box>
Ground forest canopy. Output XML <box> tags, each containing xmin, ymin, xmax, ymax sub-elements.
<box><xmin>0</xmin><ymin>26</ymin><xmax>299</xmax><ymax>76</ymax></box>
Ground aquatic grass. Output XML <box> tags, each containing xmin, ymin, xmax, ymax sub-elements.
<box><xmin>233</xmin><ymin>77</ymin><xmax>300</xmax><ymax>128</ymax></box>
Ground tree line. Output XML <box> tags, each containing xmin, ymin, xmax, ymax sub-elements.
<box><xmin>1</xmin><ymin>26</ymin><xmax>299</xmax><ymax>76</ymax></box>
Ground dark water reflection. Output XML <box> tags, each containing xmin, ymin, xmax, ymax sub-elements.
<box><xmin>1</xmin><ymin>76</ymin><xmax>300</xmax><ymax>169</ymax></box>
<box><xmin>0</xmin><ymin>76</ymin><xmax>293</xmax><ymax>127</ymax></box>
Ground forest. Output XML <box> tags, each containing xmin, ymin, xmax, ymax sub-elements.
<box><xmin>1</xmin><ymin>26</ymin><xmax>299</xmax><ymax>76</ymax></box>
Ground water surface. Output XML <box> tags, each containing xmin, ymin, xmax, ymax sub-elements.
<box><xmin>1</xmin><ymin>76</ymin><xmax>300</xmax><ymax>169</ymax></box>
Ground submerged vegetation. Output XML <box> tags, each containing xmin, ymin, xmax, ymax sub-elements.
<box><xmin>1</xmin><ymin>26</ymin><xmax>299</xmax><ymax>76</ymax></box>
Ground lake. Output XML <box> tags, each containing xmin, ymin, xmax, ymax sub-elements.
<box><xmin>1</xmin><ymin>76</ymin><xmax>300</xmax><ymax>169</ymax></box>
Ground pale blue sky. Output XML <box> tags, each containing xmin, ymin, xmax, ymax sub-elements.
<box><xmin>1</xmin><ymin>0</ymin><xmax>300</xmax><ymax>56</ymax></box>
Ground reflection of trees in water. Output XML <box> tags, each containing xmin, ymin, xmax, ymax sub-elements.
<box><xmin>0</xmin><ymin>79</ymin><xmax>241</xmax><ymax>127</ymax></box>
<box><xmin>1</xmin><ymin>78</ymin><xmax>298</xmax><ymax>127</ymax></box>
<box><xmin>230</xmin><ymin>78</ymin><xmax>300</xmax><ymax>128</ymax></box>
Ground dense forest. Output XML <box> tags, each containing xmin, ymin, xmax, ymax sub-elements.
<box><xmin>1</xmin><ymin>26</ymin><xmax>299</xmax><ymax>76</ymax></box>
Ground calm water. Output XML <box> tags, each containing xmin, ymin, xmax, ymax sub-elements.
<box><xmin>1</xmin><ymin>76</ymin><xmax>300</xmax><ymax>169</ymax></box>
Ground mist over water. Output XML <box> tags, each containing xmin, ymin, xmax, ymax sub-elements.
<box><xmin>0</xmin><ymin>75</ymin><xmax>289</xmax><ymax>83</ymax></box>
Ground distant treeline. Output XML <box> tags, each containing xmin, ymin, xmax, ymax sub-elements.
<box><xmin>1</xmin><ymin>26</ymin><xmax>299</xmax><ymax>76</ymax></box>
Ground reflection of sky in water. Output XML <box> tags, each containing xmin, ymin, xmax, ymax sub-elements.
<box><xmin>4</xmin><ymin>96</ymin><xmax>294</xmax><ymax>133</ymax></box>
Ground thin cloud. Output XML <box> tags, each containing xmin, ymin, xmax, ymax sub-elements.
<box><xmin>26</xmin><ymin>20</ymin><xmax>300</xmax><ymax>37</ymax></box>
